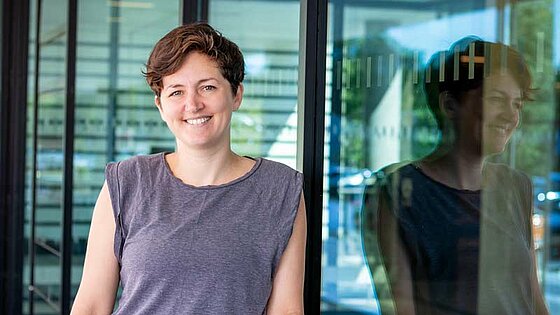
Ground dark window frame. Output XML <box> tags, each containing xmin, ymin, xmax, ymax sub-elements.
<box><xmin>0</xmin><ymin>0</ymin><xmax>30</xmax><ymax>314</ymax></box>
<box><xmin>301</xmin><ymin>0</ymin><xmax>328</xmax><ymax>312</ymax></box>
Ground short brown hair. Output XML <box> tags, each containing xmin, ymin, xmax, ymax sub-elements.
<box><xmin>424</xmin><ymin>36</ymin><xmax>533</xmax><ymax>131</ymax></box>
<box><xmin>143</xmin><ymin>22</ymin><xmax>245</xmax><ymax>97</ymax></box>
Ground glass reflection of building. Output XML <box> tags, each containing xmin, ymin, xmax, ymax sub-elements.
<box><xmin>321</xmin><ymin>1</ymin><xmax>560</xmax><ymax>314</ymax></box>
<box><xmin>1</xmin><ymin>0</ymin><xmax>559</xmax><ymax>314</ymax></box>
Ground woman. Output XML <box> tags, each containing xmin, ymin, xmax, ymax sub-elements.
<box><xmin>71</xmin><ymin>23</ymin><xmax>306</xmax><ymax>315</ymax></box>
<box><xmin>362</xmin><ymin>37</ymin><xmax>548</xmax><ymax>314</ymax></box>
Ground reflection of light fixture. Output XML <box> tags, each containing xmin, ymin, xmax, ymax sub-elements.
<box><xmin>533</xmin><ymin>215</ymin><xmax>543</xmax><ymax>227</ymax></box>
<box><xmin>339</xmin><ymin>174</ymin><xmax>364</xmax><ymax>186</ymax></box>
<box><xmin>546</xmin><ymin>191</ymin><xmax>560</xmax><ymax>200</ymax></box>
<box><xmin>108</xmin><ymin>1</ymin><xmax>154</xmax><ymax>9</ymax></box>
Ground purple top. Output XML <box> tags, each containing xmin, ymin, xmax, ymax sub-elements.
<box><xmin>105</xmin><ymin>152</ymin><xmax>303</xmax><ymax>314</ymax></box>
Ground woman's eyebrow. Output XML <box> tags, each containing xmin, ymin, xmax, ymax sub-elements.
<box><xmin>487</xmin><ymin>89</ymin><xmax>522</xmax><ymax>100</ymax></box>
<box><xmin>197</xmin><ymin>77</ymin><xmax>219</xmax><ymax>84</ymax></box>
<box><xmin>164</xmin><ymin>83</ymin><xmax>185</xmax><ymax>91</ymax></box>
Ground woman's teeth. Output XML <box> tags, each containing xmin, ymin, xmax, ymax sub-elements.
<box><xmin>185</xmin><ymin>117</ymin><xmax>211</xmax><ymax>125</ymax></box>
<box><xmin>487</xmin><ymin>125</ymin><xmax>508</xmax><ymax>133</ymax></box>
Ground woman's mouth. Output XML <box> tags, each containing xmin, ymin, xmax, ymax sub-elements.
<box><xmin>486</xmin><ymin>124</ymin><xmax>511</xmax><ymax>135</ymax></box>
<box><xmin>185</xmin><ymin>116</ymin><xmax>212</xmax><ymax>125</ymax></box>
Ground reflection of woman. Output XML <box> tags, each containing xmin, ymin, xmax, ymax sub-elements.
<box><xmin>363</xmin><ymin>37</ymin><xmax>548</xmax><ymax>314</ymax></box>
<box><xmin>71</xmin><ymin>23</ymin><xmax>306</xmax><ymax>314</ymax></box>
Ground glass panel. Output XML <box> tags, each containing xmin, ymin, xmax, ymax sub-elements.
<box><xmin>24</xmin><ymin>0</ymin><xmax>37</xmax><ymax>312</ymax></box>
<box><xmin>209</xmin><ymin>0</ymin><xmax>301</xmax><ymax>169</ymax></box>
<box><xmin>321</xmin><ymin>0</ymin><xmax>560</xmax><ymax>314</ymax></box>
<box><xmin>27</xmin><ymin>0</ymin><xmax>69</xmax><ymax>313</ymax></box>
<box><xmin>72</xmin><ymin>0</ymin><xmax>180</xmax><ymax>304</ymax></box>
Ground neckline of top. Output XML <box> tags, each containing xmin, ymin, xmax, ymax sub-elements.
<box><xmin>159</xmin><ymin>152</ymin><xmax>263</xmax><ymax>190</ymax></box>
<box><xmin>409</xmin><ymin>163</ymin><xmax>481</xmax><ymax>194</ymax></box>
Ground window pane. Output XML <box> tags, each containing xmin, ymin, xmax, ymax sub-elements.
<box><xmin>321</xmin><ymin>1</ymin><xmax>560</xmax><ymax>314</ymax></box>
<box><xmin>209</xmin><ymin>0</ymin><xmax>301</xmax><ymax>169</ymax></box>
<box><xmin>25</xmin><ymin>0</ymin><xmax>69</xmax><ymax>313</ymax></box>
<box><xmin>24</xmin><ymin>0</ymin><xmax>36</xmax><ymax>312</ymax></box>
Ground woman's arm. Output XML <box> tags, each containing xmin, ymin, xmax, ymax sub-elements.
<box><xmin>520</xmin><ymin>172</ymin><xmax>549</xmax><ymax>314</ymax></box>
<box><xmin>530</xmin><ymin>238</ymin><xmax>549</xmax><ymax>315</ymax></box>
<box><xmin>266</xmin><ymin>193</ymin><xmax>307</xmax><ymax>315</ymax></box>
<box><xmin>71</xmin><ymin>182</ymin><xmax>120</xmax><ymax>315</ymax></box>
<box><xmin>377</xmin><ymin>187</ymin><xmax>416</xmax><ymax>315</ymax></box>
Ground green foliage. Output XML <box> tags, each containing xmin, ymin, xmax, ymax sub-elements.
<box><xmin>511</xmin><ymin>0</ymin><xmax>555</xmax><ymax>176</ymax></box>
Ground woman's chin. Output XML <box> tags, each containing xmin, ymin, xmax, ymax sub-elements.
<box><xmin>483</xmin><ymin>143</ymin><xmax>508</xmax><ymax>156</ymax></box>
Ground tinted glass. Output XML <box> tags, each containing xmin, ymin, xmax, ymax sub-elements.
<box><xmin>321</xmin><ymin>0</ymin><xmax>560</xmax><ymax>313</ymax></box>
<box><xmin>209</xmin><ymin>0</ymin><xmax>301</xmax><ymax>169</ymax></box>
<box><xmin>25</xmin><ymin>0</ymin><xmax>69</xmax><ymax>313</ymax></box>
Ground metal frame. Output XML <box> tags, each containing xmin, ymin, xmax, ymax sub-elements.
<box><xmin>61</xmin><ymin>0</ymin><xmax>77</xmax><ymax>313</ymax></box>
<box><xmin>181</xmin><ymin>0</ymin><xmax>208</xmax><ymax>24</ymax></box>
<box><xmin>301</xmin><ymin>0</ymin><xmax>328</xmax><ymax>312</ymax></box>
<box><xmin>0</xmin><ymin>0</ymin><xmax>30</xmax><ymax>314</ymax></box>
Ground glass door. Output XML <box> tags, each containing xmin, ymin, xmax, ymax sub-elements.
<box><xmin>321</xmin><ymin>0</ymin><xmax>560</xmax><ymax>313</ymax></box>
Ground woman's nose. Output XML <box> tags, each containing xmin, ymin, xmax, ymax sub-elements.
<box><xmin>185</xmin><ymin>92</ymin><xmax>203</xmax><ymax>112</ymax></box>
<box><xmin>500</xmin><ymin>100</ymin><xmax>520</xmax><ymax>123</ymax></box>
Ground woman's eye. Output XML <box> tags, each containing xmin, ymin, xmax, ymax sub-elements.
<box><xmin>486</xmin><ymin>96</ymin><xmax>504</xmax><ymax>103</ymax></box>
<box><xmin>169</xmin><ymin>90</ymin><xmax>183</xmax><ymax>97</ymax></box>
<box><xmin>202</xmin><ymin>85</ymin><xmax>216</xmax><ymax>92</ymax></box>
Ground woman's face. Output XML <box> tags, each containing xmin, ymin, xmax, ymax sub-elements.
<box><xmin>454</xmin><ymin>72</ymin><xmax>523</xmax><ymax>156</ymax></box>
<box><xmin>156</xmin><ymin>51</ymin><xmax>243</xmax><ymax>150</ymax></box>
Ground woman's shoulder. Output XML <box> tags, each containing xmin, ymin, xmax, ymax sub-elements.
<box><xmin>256</xmin><ymin>158</ymin><xmax>301</xmax><ymax>176</ymax></box>
<box><xmin>107</xmin><ymin>152</ymin><xmax>162</xmax><ymax>172</ymax></box>
<box><xmin>484</xmin><ymin>162</ymin><xmax>530</xmax><ymax>185</ymax></box>
<box><xmin>369</xmin><ymin>161</ymin><xmax>415</xmax><ymax>187</ymax></box>
<box><xmin>105</xmin><ymin>153</ymin><xmax>164</xmax><ymax>206</ymax></box>
<box><xmin>253</xmin><ymin>157</ymin><xmax>303</xmax><ymax>190</ymax></box>
<box><xmin>105</xmin><ymin>152</ymin><xmax>164</xmax><ymax>186</ymax></box>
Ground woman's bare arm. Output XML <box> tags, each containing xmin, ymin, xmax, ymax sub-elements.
<box><xmin>377</xmin><ymin>189</ymin><xmax>416</xmax><ymax>315</ymax></box>
<box><xmin>71</xmin><ymin>182</ymin><xmax>120</xmax><ymax>315</ymax></box>
<box><xmin>266</xmin><ymin>193</ymin><xmax>307</xmax><ymax>315</ymax></box>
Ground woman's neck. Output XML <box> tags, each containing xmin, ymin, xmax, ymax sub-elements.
<box><xmin>419</xmin><ymin>145</ymin><xmax>483</xmax><ymax>190</ymax></box>
<box><xmin>166</xmin><ymin>144</ymin><xmax>252</xmax><ymax>187</ymax></box>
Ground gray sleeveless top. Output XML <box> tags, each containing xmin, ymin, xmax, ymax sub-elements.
<box><xmin>105</xmin><ymin>152</ymin><xmax>303</xmax><ymax>315</ymax></box>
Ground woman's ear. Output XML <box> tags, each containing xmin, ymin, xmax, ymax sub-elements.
<box><xmin>154</xmin><ymin>95</ymin><xmax>165</xmax><ymax>120</ymax></box>
<box><xmin>439</xmin><ymin>91</ymin><xmax>459</xmax><ymax>119</ymax></box>
<box><xmin>155</xmin><ymin>95</ymin><xmax>162</xmax><ymax>109</ymax></box>
<box><xmin>232</xmin><ymin>83</ymin><xmax>244</xmax><ymax>111</ymax></box>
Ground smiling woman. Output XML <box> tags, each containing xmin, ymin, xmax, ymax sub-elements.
<box><xmin>70</xmin><ymin>23</ymin><xmax>306</xmax><ymax>315</ymax></box>
<box><xmin>155</xmin><ymin>52</ymin><xmax>243</xmax><ymax>152</ymax></box>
